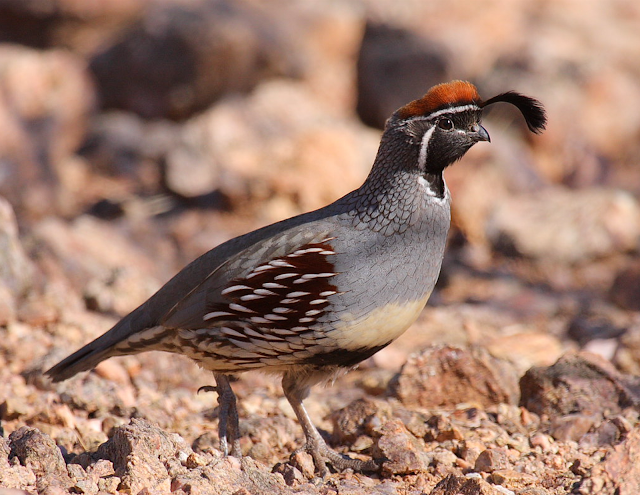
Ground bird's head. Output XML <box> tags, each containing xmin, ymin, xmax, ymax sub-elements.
<box><xmin>384</xmin><ymin>80</ymin><xmax>547</xmax><ymax>176</ymax></box>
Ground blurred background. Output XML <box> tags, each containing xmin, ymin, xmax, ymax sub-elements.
<box><xmin>1</xmin><ymin>0</ymin><xmax>640</xmax><ymax>475</ymax></box>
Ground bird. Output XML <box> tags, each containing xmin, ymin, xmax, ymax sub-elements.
<box><xmin>46</xmin><ymin>80</ymin><xmax>546</xmax><ymax>475</ymax></box>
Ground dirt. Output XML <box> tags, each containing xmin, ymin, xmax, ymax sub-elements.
<box><xmin>2</xmin><ymin>0</ymin><xmax>640</xmax><ymax>494</ymax></box>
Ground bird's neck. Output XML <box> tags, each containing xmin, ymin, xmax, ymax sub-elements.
<box><xmin>341</xmin><ymin>137</ymin><xmax>450</xmax><ymax>234</ymax></box>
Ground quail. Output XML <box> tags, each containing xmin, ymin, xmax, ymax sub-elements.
<box><xmin>46</xmin><ymin>81</ymin><xmax>546</xmax><ymax>475</ymax></box>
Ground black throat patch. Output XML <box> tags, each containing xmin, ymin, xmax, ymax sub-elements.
<box><xmin>424</xmin><ymin>172</ymin><xmax>446</xmax><ymax>199</ymax></box>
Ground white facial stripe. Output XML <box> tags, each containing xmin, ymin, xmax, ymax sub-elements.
<box><xmin>429</xmin><ymin>104</ymin><xmax>481</xmax><ymax>119</ymax></box>
<box><xmin>418</xmin><ymin>126</ymin><xmax>435</xmax><ymax>171</ymax></box>
<box><xmin>406</xmin><ymin>104</ymin><xmax>481</xmax><ymax>123</ymax></box>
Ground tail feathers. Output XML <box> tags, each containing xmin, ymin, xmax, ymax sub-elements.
<box><xmin>45</xmin><ymin>343</ymin><xmax>115</xmax><ymax>382</ymax></box>
<box><xmin>45</xmin><ymin>310</ymin><xmax>151</xmax><ymax>382</ymax></box>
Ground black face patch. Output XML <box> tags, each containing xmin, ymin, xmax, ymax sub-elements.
<box><xmin>434</xmin><ymin>110</ymin><xmax>483</xmax><ymax>135</ymax></box>
<box><xmin>424</xmin><ymin>110</ymin><xmax>484</xmax><ymax>173</ymax></box>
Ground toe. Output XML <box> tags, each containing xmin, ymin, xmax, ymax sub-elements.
<box><xmin>197</xmin><ymin>385</ymin><xmax>218</xmax><ymax>394</ymax></box>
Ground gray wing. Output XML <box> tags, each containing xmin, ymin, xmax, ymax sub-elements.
<box><xmin>44</xmin><ymin>208</ymin><xmax>339</xmax><ymax>382</ymax></box>
<box><xmin>160</xmin><ymin>226</ymin><xmax>335</xmax><ymax>329</ymax></box>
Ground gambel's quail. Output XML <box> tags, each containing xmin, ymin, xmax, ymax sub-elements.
<box><xmin>47</xmin><ymin>81</ymin><xmax>546</xmax><ymax>474</ymax></box>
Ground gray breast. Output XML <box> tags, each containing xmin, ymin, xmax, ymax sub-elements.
<box><xmin>320</xmin><ymin>183</ymin><xmax>451</xmax><ymax>336</ymax></box>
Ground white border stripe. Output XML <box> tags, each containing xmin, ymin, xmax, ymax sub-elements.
<box><xmin>418</xmin><ymin>126</ymin><xmax>435</xmax><ymax>171</ymax></box>
<box><xmin>407</xmin><ymin>104</ymin><xmax>481</xmax><ymax>122</ymax></box>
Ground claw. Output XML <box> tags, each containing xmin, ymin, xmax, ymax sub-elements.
<box><xmin>197</xmin><ymin>385</ymin><xmax>218</xmax><ymax>395</ymax></box>
<box><xmin>282</xmin><ymin>372</ymin><xmax>380</xmax><ymax>476</ymax></box>
<box><xmin>291</xmin><ymin>440</ymin><xmax>380</xmax><ymax>478</ymax></box>
<box><xmin>205</xmin><ymin>374</ymin><xmax>241</xmax><ymax>458</ymax></box>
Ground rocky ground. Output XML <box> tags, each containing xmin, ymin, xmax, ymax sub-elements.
<box><xmin>2</xmin><ymin>0</ymin><xmax>640</xmax><ymax>494</ymax></box>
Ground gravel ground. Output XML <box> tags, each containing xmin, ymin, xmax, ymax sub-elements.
<box><xmin>2</xmin><ymin>0</ymin><xmax>640</xmax><ymax>493</ymax></box>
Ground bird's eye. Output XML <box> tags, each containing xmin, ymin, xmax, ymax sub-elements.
<box><xmin>438</xmin><ymin>118</ymin><xmax>453</xmax><ymax>130</ymax></box>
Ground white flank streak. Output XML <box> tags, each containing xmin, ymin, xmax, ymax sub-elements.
<box><xmin>319</xmin><ymin>291</ymin><xmax>337</xmax><ymax>297</ymax></box>
<box><xmin>221</xmin><ymin>327</ymin><xmax>246</xmax><ymax>338</ymax></box>
<box><xmin>305</xmin><ymin>309</ymin><xmax>322</xmax><ymax>316</ymax></box>
<box><xmin>229</xmin><ymin>303</ymin><xmax>254</xmax><ymax>313</ymax></box>
<box><xmin>244</xmin><ymin>328</ymin><xmax>265</xmax><ymax>339</ymax></box>
<box><xmin>280</xmin><ymin>298</ymin><xmax>299</xmax><ymax>304</ymax></box>
<box><xmin>319</xmin><ymin>250</ymin><xmax>335</xmax><ymax>255</ymax></box>
<box><xmin>274</xmin><ymin>273</ymin><xmax>299</xmax><ymax>280</ymax></box>
<box><xmin>240</xmin><ymin>294</ymin><xmax>264</xmax><ymax>301</ymax></box>
<box><xmin>270</xmin><ymin>259</ymin><xmax>295</xmax><ymax>268</ymax></box>
<box><xmin>228</xmin><ymin>338</ymin><xmax>257</xmax><ymax>351</ymax></box>
<box><xmin>254</xmin><ymin>288</ymin><xmax>277</xmax><ymax>296</ymax></box>
<box><xmin>253</xmin><ymin>264</ymin><xmax>274</xmax><ymax>272</ymax></box>
<box><xmin>290</xmin><ymin>326</ymin><xmax>308</xmax><ymax>332</ymax></box>
<box><xmin>299</xmin><ymin>317</ymin><xmax>315</xmax><ymax>323</ymax></box>
<box><xmin>301</xmin><ymin>272</ymin><xmax>336</xmax><ymax>279</ymax></box>
<box><xmin>417</xmin><ymin>126</ymin><xmax>436</xmax><ymax>172</ymax></box>
<box><xmin>250</xmin><ymin>316</ymin><xmax>271</xmax><ymax>324</ymax></box>
<box><xmin>293</xmin><ymin>247</ymin><xmax>323</xmax><ymax>255</ymax></box>
<box><xmin>221</xmin><ymin>285</ymin><xmax>251</xmax><ymax>295</ymax></box>
<box><xmin>265</xmin><ymin>314</ymin><xmax>287</xmax><ymax>321</ymax></box>
<box><xmin>272</xmin><ymin>307</ymin><xmax>292</xmax><ymax>314</ymax></box>
<box><xmin>287</xmin><ymin>291</ymin><xmax>310</xmax><ymax>298</ymax></box>
<box><xmin>263</xmin><ymin>282</ymin><xmax>287</xmax><ymax>289</ymax></box>
<box><xmin>309</xmin><ymin>299</ymin><xmax>328</xmax><ymax>305</ymax></box>
<box><xmin>268</xmin><ymin>341</ymin><xmax>293</xmax><ymax>351</ymax></box>
<box><xmin>273</xmin><ymin>328</ymin><xmax>297</xmax><ymax>335</ymax></box>
<box><xmin>203</xmin><ymin>311</ymin><xmax>233</xmax><ymax>321</ymax></box>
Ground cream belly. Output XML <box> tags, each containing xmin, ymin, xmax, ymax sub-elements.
<box><xmin>330</xmin><ymin>291</ymin><xmax>432</xmax><ymax>351</ymax></box>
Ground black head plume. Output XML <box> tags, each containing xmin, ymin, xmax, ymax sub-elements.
<box><xmin>481</xmin><ymin>91</ymin><xmax>547</xmax><ymax>134</ymax></box>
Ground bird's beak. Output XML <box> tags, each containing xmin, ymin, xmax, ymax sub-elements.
<box><xmin>475</xmin><ymin>124</ymin><xmax>491</xmax><ymax>143</ymax></box>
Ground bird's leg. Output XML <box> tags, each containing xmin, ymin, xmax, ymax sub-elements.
<box><xmin>198</xmin><ymin>373</ymin><xmax>241</xmax><ymax>457</ymax></box>
<box><xmin>282</xmin><ymin>372</ymin><xmax>379</xmax><ymax>476</ymax></box>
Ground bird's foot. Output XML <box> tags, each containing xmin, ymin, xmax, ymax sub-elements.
<box><xmin>198</xmin><ymin>381</ymin><xmax>241</xmax><ymax>458</ymax></box>
<box><xmin>293</xmin><ymin>439</ymin><xmax>380</xmax><ymax>477</ymax></box>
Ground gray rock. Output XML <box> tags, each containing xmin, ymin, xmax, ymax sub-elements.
<box><xmin>356</xmin><ymin>22</ymin><xmax>449</xmax><ymax>129</ymax></box>
<box><xmin>89</xmin><ymin>0</ymin><xmax>302</xmax><ymax>120</ymax></box>
<box><xmin>610</xmin><ymin>261</ymin><xmax>640</xmax><ymax>311</ymax></box>
<box><xmin>8</xmin><ymin>427</ymin><xmax>73</xmax><ymax>492</ymax></box>
<box><xmin>375</xmin><ymin>420</ymin><xmax>431</xmax><ymax>476</ymax></box>
<box><xmin>389</xmin><ymin>345</ymin><xmax>520</xmax><ymax>409</ymax></box>
<box><xmin>0</xmin><ymin>197</ymin><xmax>34</xmax><ymax>324</ymax></box>
<box><xmin>164</xmin><ymin>80</ymin><xmax>378</xmax><ymax>213</ymax></box>
<box><xmin>519</xmin><ymin>351</ymin><xmax>640</xmax><ymax>419</ymax></box>
<box><xmin>0</xmin><ymin>45</ymin><xmax>95</xmax><ymax>219</ymax></box>
<box><xmin>93</xmin><ymin>419</ymin><xmax>289</xmax><ymax>495</ymax></box>
<box><xmin>486</xmin><ymin>188</ymin><xmax>640</xmax><ymax>263</ymax></box>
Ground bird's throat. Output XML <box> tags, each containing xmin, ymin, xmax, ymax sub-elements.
<box><xmin>423</xmin><ymin>172</ymin><xmax>446</xmax><ymax>198</ymax></box>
